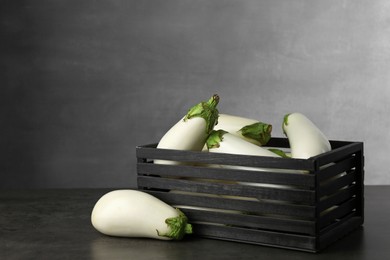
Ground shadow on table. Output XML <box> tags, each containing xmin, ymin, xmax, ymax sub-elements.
<box><xmin>90</xmin><ymin>236</ymin><xmax>197</xmax><ymax>260</ymax></box>
<box><xmin>90</xmin><ymin>227</ymin><xmax>366</xmax><ymax>260</ymax></box>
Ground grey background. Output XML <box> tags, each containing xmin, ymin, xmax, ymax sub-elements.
<box><xmin>1</xmin><ymin>0</ymin><xmax>389</xmax><ymax>188</ymax></box>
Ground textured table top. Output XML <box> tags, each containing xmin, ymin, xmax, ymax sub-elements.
<box><xmin>1</xmin><ymin>186</ymin><xmax>389</xmax><ymax>260</ymax></box>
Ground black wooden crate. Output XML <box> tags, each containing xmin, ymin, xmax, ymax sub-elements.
<box><xmin>136</xmin><ymin>137</ymin><xmax>364</xmax><ymax>252</ymax></box>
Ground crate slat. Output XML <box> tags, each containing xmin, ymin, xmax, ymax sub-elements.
<box><xmin>146</xmin><ymin>190</ymin><xmax>316</xmax><ymax>218</ymax></box>
<box><xmin>136</xmin><ymin>145</ymin><xmax>315</xmax><ymax>170</ymax></box>
<box><xmin>318</xmin><ymin>171</ymin><xmax>357</xmax><ymax>198</ymax></box>
<box><xmin>137</xmin><ymin>163</ymin><xmax>315</xmax><ymax>187</ymax></box>
<box><xmin>319</xmin><ymin>197</ymin><xmax>358</xmax><ymax>229</ymax></box>
<box><xmin>313</xmin><ymin>142</ymin><xmax>363</xmax><ymax>167</ymax></box>
<box><xmin>317</xmin><ymin>156</ymin><xmax>357</xmax><ymax>182</ymax></box>
<box><xmin>318</xmin><ymin>184</ymin><xmax>358</xmax><ymax>212</ymax></box>
<box><xmin>319</xmin><ymin>215</ymin><xmax>363</xmax><ymax>250</ymax></box>
<box><xmin>180</xmin><ymin>208</ymin><xmax>315</xmax><ymax>235</ymax></box>
<box><xmin>138</xmin><ymin>176</ymin><xmax>316</xmax><ymax>204</ymax></box>
<box><xmin>193</xmin><ymin>224</ymin><xmax>317</xmax><ymax>252</ymax></box>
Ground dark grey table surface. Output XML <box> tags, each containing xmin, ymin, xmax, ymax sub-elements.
<box><xmin>1</xmin><ymin>186</ymin><xmax>389</xmax><ymax>260</ymax></box>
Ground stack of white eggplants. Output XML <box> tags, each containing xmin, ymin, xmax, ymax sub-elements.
<box><xmin>91</xmin><ymin>94</ymin><xmax>332</xmax><ymax>241</ymax></box>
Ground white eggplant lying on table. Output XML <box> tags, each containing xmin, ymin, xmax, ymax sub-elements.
<box><xmin>91</xmin><ymin>190</ymin><xmax>193</xmax><ymax>240</ymax></box>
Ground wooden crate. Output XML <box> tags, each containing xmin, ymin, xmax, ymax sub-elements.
<box><xmin>136</xmin><ymin>137</ymin><xmax>364</xmax><ymax>252</ymax></box>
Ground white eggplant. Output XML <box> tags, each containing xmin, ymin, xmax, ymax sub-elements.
<box><xmin>91</xmin><ymin>190</ymin><xmax>192</xmax><ymax>240</ymax></box>
<box><xmin>215</xmin><ymin>114</ymin><xmax>272</xmax><ymax>146</ymax></box>
<box><xmin>155</xmin><ymin>94</ymin><xmax>219</xmax><ymax>165</ymax></box>
<box><xmin>282</xmin><ymin>113</ymin><xmax>331</xmax><ymax>159</ymax></box>
<box><xmin>206</xmin><ymin>130</ymin><xmax>298</xmax><ymax>190</ymax></box>
<box><xmin>207</xmin><ymin>130</ymin><xmax>278</xmax><ymax>158</ymax></box>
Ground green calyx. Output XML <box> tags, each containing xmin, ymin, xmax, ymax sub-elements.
<box><xmin>282</xmin><ymin>113</ymin><xmax>291</xmax><ymax>135</ymax></box>
<box><xmin>268</xmin><ymin>148</ymin><xmax>290</xmax><ymax>158</ymax></box>
<box><xmin>157</xmin><ymin>209</ymin><xmax>193</xmax><ymax>240</ymax></box>
<box><xmin>206</xmin><ymin>130</ymin><xmax>227</xmax><ymax>150</ymax></box>
<box><xmin>184</xmin><ymin>94</ymin><xmax>220</xmax><ymax>135</ymax></box>
<box><xmin>239</xmin><ymin>122</ymin><xmax>272</xmax><ymax>146</ymax></box>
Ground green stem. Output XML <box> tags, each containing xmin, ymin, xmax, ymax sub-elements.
<box><xmin>157</xmin><ymin>209</ymin><xmax>193</xmax><ymax>240</ymax></box>
<box><xmin>184</xmin><ymin>94</ymin><xmax>220</xmax><ymax>135</ymax></box>
<box><xmin>239</xmin><ymin>122</ymin><xmax>272</xmax><ymax>146</ymax></box>
<box><xmin>268</xmin><ymin>148</ymin><xmax>290</xmax><ymax>158</ymax></box>
<box><xmin>282</xmin><ymin>113</ymin><xmax>291</xmax><ymax>136</ymax></box>
<box><xmin>206</xmin><ymin>130</ymin><xmax>228</xmax><ymax>149</ymax></box>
